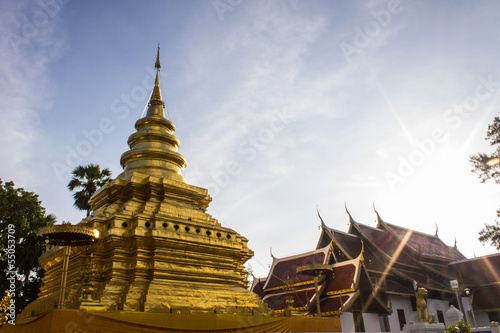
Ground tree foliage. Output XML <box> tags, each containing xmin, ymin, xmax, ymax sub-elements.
<box><xmin>0</xmin><ymin>180</ymin><xmax>56</xmax><ymax>314</ymax></box>
<box><xmin>478</xmin><ymin>216</ymin><xmax>500</xmax><ymax>251</ymax></box>
<box><xmin>470</xmin><ymin>116</ymin><xmax>500</xmax><ymax>250</ymax></box>
<box><xmin>67</xmin><ymin>164</ymin><xmax>111</xmax><ymax>217</ymax></box>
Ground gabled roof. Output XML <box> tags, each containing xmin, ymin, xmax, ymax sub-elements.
<box><xmin>320</xmin><ymin>223</ymin><xmax>363</xmax><ymax>260</ymax></box>
<box><xmin>254</xmin><ymin>206</ymin><xmax>494</xmax><ymax>316</ymax></box>
<box><xmin>262</xmin><ymin>245</ymin><xmax>330</xmax><ymax>291</ymax></box>
<box><xmin>448</xmin><ymin>253</ymin><xmax>500</xmax><ymax>313</ymax></box>
<box><xmin>250</xmin><ymin>276</ymin><xmax>266</xmax><ymax>298</ymax></box>
<box><xmin>257</xmin><ymin>244</ymin><xmax>371</xmax><ymax>315</ymax></box>
<box><xmin>349</xmin><ymin>220</ymin><xmax>417</xmax><ymax>267</ymax></box>
<box><xmin>449</xmin><ymin>253</ymin><xmax>500</xmax><ymax>287</ymax></box>
<box><xmin>350</xmin><ymin>218</ymin><xmax>457</xmax><ymax>292</ymax></box>
<box><xmin>380</xmin><ymin>221</ymin><xmax>465</xmax><ymax>262</ymax></box>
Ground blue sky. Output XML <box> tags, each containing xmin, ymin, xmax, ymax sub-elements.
<box><xmin>1</xmin><ymin>0</ymin><xmax>499</xmax><ymax>278</ymax></box>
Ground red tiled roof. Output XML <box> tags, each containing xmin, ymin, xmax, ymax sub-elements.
<box><xmin>355</xmin><ymin>223</ymin><xmax>397</xmax><ymax>255</ymax></box>
<box><xmin>383</xmin><ymin>222</ymin><xmax>465</xmax><ymax>261</ymax></box>
<box><xmin>355</xmin><ymin>223</ymin><xmax>416</xmax><ymax>266</ymax></box>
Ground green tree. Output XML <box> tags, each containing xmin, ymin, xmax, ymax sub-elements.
<box><xmin>67</xmin><ymin>164</ymin><xmax>111</xmax><ymax>217</ymax></box>
<box><xmin>470</xmin><ymin>116</ymin><xmax>500</xmax><ymax>250</ymax></box>
<box><xmin>0</xmin><ymin>180</ymin><xmax>56</xmax><ymax>314</ymax></box>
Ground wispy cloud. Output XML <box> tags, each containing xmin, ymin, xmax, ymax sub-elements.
<box><xmin>0</xmin><ymin>0</ymin><xmax>66</xmax><ymax>186</ymax></box>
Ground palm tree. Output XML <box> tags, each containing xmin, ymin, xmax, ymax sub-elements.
<box><xmin>67</xmin><ymin>164</ymin><xmax>111</xmax><ymax>216</ymax></box>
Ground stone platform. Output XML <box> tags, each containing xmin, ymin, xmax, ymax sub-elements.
<box><xmin>1</xmin><ymin>309</ymin><xmax>340</xmax><ymax>333</ymax></box>
<box><xmin>403</xmin><ymin>322</ymin><xmax>446</xmax><ymax>333</ymax></box>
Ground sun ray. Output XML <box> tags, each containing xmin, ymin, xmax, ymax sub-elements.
<box><xmin>362</xmin><ymin>229</ymin><xmax>413</xmax><ymax>313</ymax></box>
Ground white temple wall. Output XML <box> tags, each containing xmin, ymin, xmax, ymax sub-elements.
<box><xmin>461</xmin><ymin>296</ymin><xmax>473</xmax><ymax>325</ymax></box>
<box><xmin>427</xmin><ymin>298</ymin><xmax>450</xmax><ymax>326</ymax></box>
<box><xmin>338</xmin><ymin>295</ymin><xmax>491</xmax><ymax>332</ymax></box>
<box><xmin>340</xmin><ymin>312</ymin><xmax>355</xmax><ymax>333</ymax></box>
<box><xmin>428</xmin><ymin>295</ymin><xmax>490</xmax><ymax>328</ymax></box>
<box><xmin>472</xmin><ymin>311</ymin><xmax>492</xmax><ymax>328</ymax></box>
<box><xmin>388</xmin><ymin>295</ymin><xmax>414</xmax><ymax>332</ymax></box>
<box><xmin>462</xmin><ymin>296</ymin><xmax>490</xmax><ymax>328</ymax></box>
<box><xmin>363</xmin><ymin>312</ymin><xmax>382</xmax><ymax>332</ymax></box>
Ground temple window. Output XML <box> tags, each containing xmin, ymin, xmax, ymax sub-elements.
<box><xmin>397</xmin><ymin>309</ymin><xmax>406</xmax><ymax>330</ymax></box>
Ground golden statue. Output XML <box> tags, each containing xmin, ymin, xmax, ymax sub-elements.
<box><xmin>416</xmin><ymin>287</ymin><xmax>436</xmax><ymax>324</ymax></box>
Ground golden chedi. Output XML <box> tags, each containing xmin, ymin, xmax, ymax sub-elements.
<box><xmin>22</xmin><ymin>47</ymin><xmax>269</xmax><ymax>317</ymax></box>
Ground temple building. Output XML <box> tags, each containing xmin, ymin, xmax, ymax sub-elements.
<box><xmin>20</xmin><ymin>47</ymin><xmax>271</xmax><ymax>318</ymax></box>
<box><xmin>252</xmin><ymin>207</ymin><xmax>500</xmax><ymax>332</ymax></box>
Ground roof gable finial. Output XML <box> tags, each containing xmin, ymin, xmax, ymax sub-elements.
<box><xmin>344</xmin><ymin>202</ymin><xmax>355</xmax><ymax>224</ymax></box>
<box><xmin>317</xmin><ymin>206</ymin><xmax>327</xmax><ymax>230</ymax></box>
<box><xmin>373</xmin><ymin>203</ymin><xmax>383</xmax><ymax>227</ymax></box>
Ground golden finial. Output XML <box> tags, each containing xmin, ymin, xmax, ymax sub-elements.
<box><xmin>149</xmin><ymin>44</ymin><xmax>164</xmax><ymax>108</ymax></box>
<box><xmin>155</xmin><ymin>43</ymin><xmax>161</xmax><ymax>70</ymax></box>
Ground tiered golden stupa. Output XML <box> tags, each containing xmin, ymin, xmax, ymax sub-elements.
<box><xmin>21</xmin><ymin>47</ymin><xmax>270</xmax><ymax>317</ymax></box>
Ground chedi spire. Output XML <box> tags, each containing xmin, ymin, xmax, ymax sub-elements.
<box><xmin>118</xmin><ymin>46</ymin><xmax>187</xmax><ymax>182</ymax></box>
<box><xmin>148</xmin><ymin>44</ymin><xmax>164</xmax><ymax>111</ymax></box>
